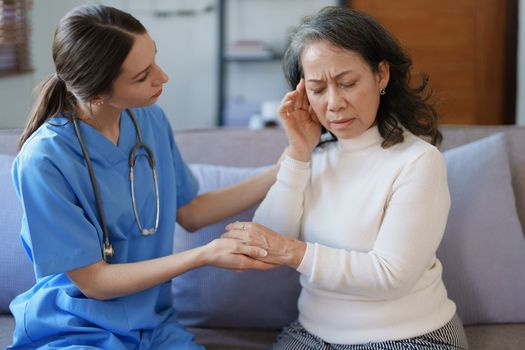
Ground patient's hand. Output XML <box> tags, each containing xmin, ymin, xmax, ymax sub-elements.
<box><xmin>278</xmin><ymin>78</ymin><xmax>321</xmax><ymax>162</ymax></box>
<box><xmin>222</xmin><ymin>221</ymin><xmax>306</xmax><ymax>269</ymax></box>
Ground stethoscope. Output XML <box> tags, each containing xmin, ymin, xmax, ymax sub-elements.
<box><xmin>72</xmin><ymin>109</ymin><xmax>160</xmax><ymax>261</ymax></box>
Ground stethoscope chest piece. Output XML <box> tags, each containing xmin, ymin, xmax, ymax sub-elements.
<box><xmin>103</xmin><ymin>242</ymin><xmax>115</xmax><ymax>260</ymax></box>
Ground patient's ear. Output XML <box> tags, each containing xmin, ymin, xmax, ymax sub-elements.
<box><xmin>377</xmin><ymin>60</ymin><xmax>390</xmax><ymax>88</ymax></box>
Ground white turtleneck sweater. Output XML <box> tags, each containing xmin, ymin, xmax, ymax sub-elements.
<box><xmin>253</xmin><ymin>126</ymin><xmax>456</xmax><ymax>344</ymax></box>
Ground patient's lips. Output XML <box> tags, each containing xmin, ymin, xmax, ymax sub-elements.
<box><xmin>330</xmin><ymin>118</ymin><xmax>356</xmax><ymax>129</ymax></box>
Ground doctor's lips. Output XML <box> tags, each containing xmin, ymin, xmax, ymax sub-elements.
<box><xmin>151</xmin><ymin>88</ymin><xmax>163</xmax><ymax>98</ymax></box>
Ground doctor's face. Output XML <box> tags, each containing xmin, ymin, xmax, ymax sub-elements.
<box><xmin>301</xmin><ymin>40</ymin><xmax>389</xmax><ymax>140</ymax></box>
<box><xmin>104</xmin><ymin>32</ymin><xmax>169</xmax><ymax>109</ymax></box>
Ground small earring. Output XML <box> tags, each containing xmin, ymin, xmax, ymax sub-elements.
<box><xmin>379</xmin><ymin>88</ymin><xmax>386</xmax><ymax>96</ymax></box>
<box><xmin>92</xmin><ymin>99</ymin><xmax>104</xmax><ymax>106</ymax></box>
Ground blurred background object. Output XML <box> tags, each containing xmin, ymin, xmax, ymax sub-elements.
<box><xmin>0</xmin><ymin>0</ymin><xmax>523</xmax><ymax>129</ymax></box>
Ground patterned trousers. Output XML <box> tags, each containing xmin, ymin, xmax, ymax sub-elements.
<box><xmin>273</xmin><ymin>314</ymin><xmax>468</xmax><ymax>350</ymax></box>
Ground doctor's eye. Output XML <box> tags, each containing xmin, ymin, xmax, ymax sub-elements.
<box><xmin>137</xmin><ymin>73</ymin><xmax>149</xmax><ymax>83</ymax></box>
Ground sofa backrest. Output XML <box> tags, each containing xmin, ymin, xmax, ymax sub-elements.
<box><xmin>439</xmin><ymin>126</ymin><xmax>525</xmax><ymax>233</ymax></box>
<box><xmin>0</xmin><ymin>130</ymin><xmax>21</xmax><ymax>156</ymax></box>
<box><xmin>174</xmin><ymin>126</ymin><xmax>525</xmax><ymax>232</ymax></box>
<box><xmin>1</xmin><ymin>125</ymin><xmax>524</xmax><ymax>231</ymax></box>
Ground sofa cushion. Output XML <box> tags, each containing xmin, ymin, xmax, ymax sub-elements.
<box><xmin>172</xmin><ymin>164</ymin><xmax>301</xmax><ymax>329</ymax></box>
<box><xmin>439</xmin><ymin>133</ymin><xmax>525</xmax><ymax>324</ymax></box>
<box><xmin>0</xmin><ymin>154</ymin><xmax>35</xmax><ymax>314</ymax></box>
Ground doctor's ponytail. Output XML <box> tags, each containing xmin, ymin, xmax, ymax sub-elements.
<box><xmin>18</xmin><ymin>74</ymin><xmax>76</xmax><ymax>149</ymax></box>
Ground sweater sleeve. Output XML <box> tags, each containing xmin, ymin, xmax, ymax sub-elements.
<box><xmin>252</xmin><ymin>155</ymin><xmax>311</xmax><ymax>239</ymax></box>
<box><xmin>297</xmin><ymin>148</ymin><xmax>451</xmax><ymax>299</ymax></box>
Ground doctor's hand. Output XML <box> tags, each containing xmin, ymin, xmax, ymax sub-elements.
<box><xmin>203</xmin><ymin>238</ymin><xmax>278</xmax><ymax>272</ymax></box>
<box><xmin>222</xmin><ymin>221</ymin><xmax>306</xmax><ymax>269</ymax></box>
<box><xmin>279</xmin><ymin>79</ymin><xmax>321</xmax><ymax>162</ymax></box>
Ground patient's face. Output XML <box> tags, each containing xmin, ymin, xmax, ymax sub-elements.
<box><xmin>301</xmin><ymin>40</ymin><xmax>389</xmax><ymax>139</ymax></box>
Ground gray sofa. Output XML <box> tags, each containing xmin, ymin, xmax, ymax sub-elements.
<box><xmin>1</xmin><ymin>125</ymin><xmax>525</xmax><ymax>349</ymax></box>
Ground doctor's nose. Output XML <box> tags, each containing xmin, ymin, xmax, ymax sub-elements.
<box><xmin>153</xmin><ymin>64</ymin><xmax>169</xmax><ymax>85</ymax></box>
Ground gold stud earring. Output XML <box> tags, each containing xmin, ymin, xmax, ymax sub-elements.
<box><xmin>379</xmin><ymin>88</ymin><xmax>386</xmax><ymax>96</ymax></box>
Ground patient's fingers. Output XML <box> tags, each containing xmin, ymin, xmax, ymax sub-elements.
<box><xmin>222</xmin><ymin>230</ymin><xmax>268</xmax><ymax>250</ymax></box>
<box><xmin>279</xmin><ymin>91</ymin><xmax>298</xmax><ymax>119</ymax></box>
<box><xmin>225</xmin><ymin>221</ymin><xmax>251</xmax><ymax>232</ymax></box>
<box><xmin>298</xmin><ymin>79</ymin><xmax>309</xmax><ymax>111</ymax></box>
<box><xmin>293</xmin><ymin>80</ymin><xmax>304</xmax><ymax>111</ymax></box>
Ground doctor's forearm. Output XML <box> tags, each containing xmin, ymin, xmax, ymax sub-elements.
<box><xmin>67</xmin><ymin>248</ymin><xmax>206</xmax><ymax>300</ymax></box>
<box><xmin>177</xmin><ymin>165</ymin><xmax>278</xmax><ymax>232</ymax></box>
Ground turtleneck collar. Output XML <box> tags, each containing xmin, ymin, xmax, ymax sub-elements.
<box><xmin>336</xmin><ymin>126</ymin><xmax>383</xmax><ymax>153</ymax></box>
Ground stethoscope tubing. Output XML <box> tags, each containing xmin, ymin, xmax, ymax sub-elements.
<box><xmin>129</xmin><ymin>142</ymin><xmax>160</xmax><ymax>236</ymax></box>
<box><xmin>72</xmin><ymin>116</ymin><xmax>114</xmax><ymax>260</ymax></box>
<box><xmin>72</xmin><ymin>109</ymin><xmax>159</xmax><ymax>260</ymax></box>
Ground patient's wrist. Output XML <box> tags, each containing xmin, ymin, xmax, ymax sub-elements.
<box><xmin>284</xmin><ymin>239</ymin><xmax>306</xmax><ymax>269</ymax></box>
<box><xmin>286</xmin><ymin>148</ymin><xmax>311</xmax><ymax>162</ymax></box>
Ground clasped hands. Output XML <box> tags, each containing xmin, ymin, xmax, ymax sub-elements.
<box><xmin>222</xmin><ymin>221</ymin><xmax>306</xmax><ymax>269</ymax></box>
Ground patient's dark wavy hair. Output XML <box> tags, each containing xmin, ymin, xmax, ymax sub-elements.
<box><xmin>282</xmin><ymin>6</ymin><xmax>442</xmax><ymax>148</ymax></box>
<box><xmin>18</xmin><ymin>4</ymin><xmax>146</xmax><ymax>149</ymax></box>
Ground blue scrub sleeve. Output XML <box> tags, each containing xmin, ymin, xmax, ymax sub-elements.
<box><xmin>162</xmin><ymin>117</ymin><xmax>199</xmax><ymax>208</ymax></box>
<box><xmin>12</xmin><ymin>155</ymin><xmax>102</xmax><ymax>278</ymax></box>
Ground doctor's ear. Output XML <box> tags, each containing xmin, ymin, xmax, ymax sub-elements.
<box><xmin>90</xmin><ymin>98</ymin><xmax>105</xmax><ymax>107</ymax></box>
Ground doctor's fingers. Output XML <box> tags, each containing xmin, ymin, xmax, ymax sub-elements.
<box><xmin>232</xmin><ymin>240</ymin><xmax>268</xmax><ymax>258</ymax></box>
<box><xmin>208</xmin><ymin>237</ymin><xmax>266</xmax><ymax>258</ymax></box>
<box><xmin>224</xmin><ymin>242</ymin><xmax>279</xmax><ymax>270</ymax></box>
<box><xmin>232</xmin><ymin>255</ymin><xmax>280</xmax><ymax>272</ymax></box>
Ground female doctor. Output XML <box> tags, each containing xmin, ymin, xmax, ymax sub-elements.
<box><xmin>9</xmin><ymin>4</ymin><xmax>277</xmax><ymax>350</ymax></box>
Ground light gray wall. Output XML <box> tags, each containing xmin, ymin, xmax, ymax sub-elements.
<box><xmin>0</xmin><ymin>0</ymin><xmax>89</xmax><ymax>129</ymax></box>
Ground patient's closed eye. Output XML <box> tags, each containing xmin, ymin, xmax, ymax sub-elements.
<box><xmin>340</xmin><ymin>81</ymin><xmax>356</xmax><ymax>88</ymax></box>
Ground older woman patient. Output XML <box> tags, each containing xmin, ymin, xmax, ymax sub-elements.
<box><xmin>223</xmin><ymin>6</ymin><xmax>468</xmax><ymax>350</ymax></box>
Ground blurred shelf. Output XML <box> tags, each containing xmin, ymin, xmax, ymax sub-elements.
<box><xmin>223</xmin><ymin>54</ymin><xmax>283</xmax><ymax>62</ymax></box>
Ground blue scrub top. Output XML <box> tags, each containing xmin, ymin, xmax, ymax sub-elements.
<box><xmin>9</xmin><ymin>105</ymin><xmax>202</xmax><ymax>349</ymax></box>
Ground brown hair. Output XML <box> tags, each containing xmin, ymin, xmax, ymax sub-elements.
<box><xmin>18</xmin><ymin>4</ymin><xmax>146</xmax><ymax>149</ymax></box>
<box><xmin>283</xmin><ymin>6</ymin><xmax>442</xmax><ymax>147</ymax></box>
